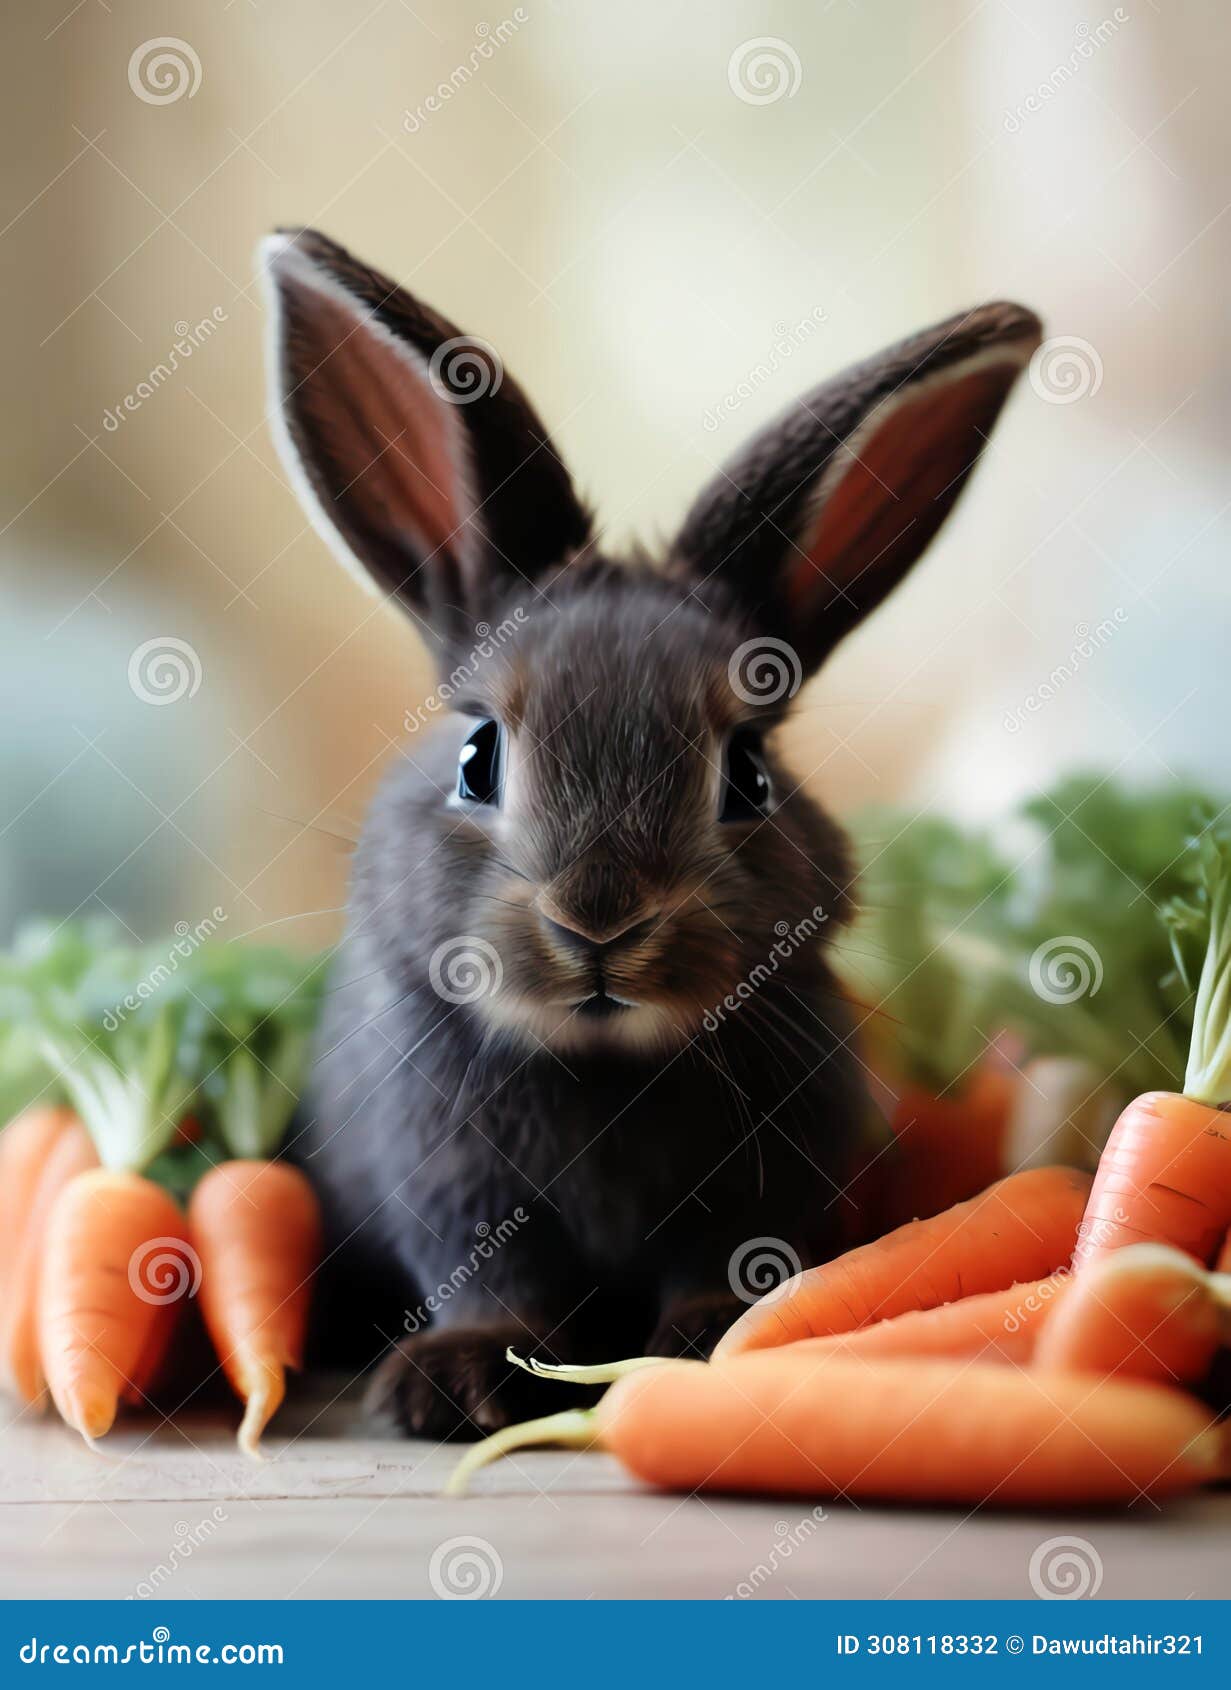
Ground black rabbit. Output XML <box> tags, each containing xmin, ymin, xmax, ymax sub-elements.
<box><xmin>262</xmin><ymin>228</ymin><xmax>1040</xmax><ymax>1438</ymax></box>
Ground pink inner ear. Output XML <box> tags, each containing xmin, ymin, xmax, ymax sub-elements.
<box><xmin>787</xmin><ymin>365</ymin><xmax>1020</xmax><ymax>616</ymax></box>
<box><xmin>297</xmin><ymin>286</ymin><xmax>468</xmax><ymax>569</ymax></box>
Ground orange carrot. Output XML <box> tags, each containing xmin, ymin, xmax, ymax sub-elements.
<box><xmin>1072</xmin><ymin>1092</ymin><xmax>1231</xmax><ymax>1272</ymax></box>
<box><xmin>0</xmin><ymin>1117</ymin><xmax>97</xmax><ymax>1406</ymax></box>
<box><xmin>877</xmin><ymin>1064</ymin><xmax>1016</xmax><ymax>1232</ymax></box>
<box><xmin>594</xmin><ymin>1351</ymin><xmax>1221</xmax><ymax>1505</ymax></box>
<box><xmin>755</xmin><ymin>1273</ymin><xmax>1069</xmax><ymax>1368</ymax></box>
<box><xmin>715</xmin><ymin>1165</ymin><xmax>1091</xmax><ymax>1357</ymax></box>
<box><xmin>38</xmin><ymin>1169</ymin><xmax>193</xmax><ymax>1441</ymax></box>
<box><xmin>120</xmin><ymin>1294</ymin><xmax>183</xmax><ymax>1409</ymax></box>
<box><xmin>1080</xmin><ymin>837</ymin><xmax>1231</xmax><ymax>1274</ymax></box>
<box><xmin>1217</xmin><ymin>1231</ymin><xmax>1231</xmax><ymax>1275</ymax></box>
<box><xmin>188</xmin><ymin>1160</ymin><xmax>321</xmax><ymax>1455</ymax></box>
<box><xmin>0</xmin><ymin>1107</ymin><xmax>75</xmax><ymax>1311</ymax></box>
<box><xmin>1036</xmin><ymin>1242</ymin><xmax>1228</xmax><ymax>1386</ymax></box>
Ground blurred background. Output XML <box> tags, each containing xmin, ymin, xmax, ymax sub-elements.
<box><xmin>3</xmin><ymin>0</ymin><xmax>1229</xmax><ymax>951</ymax></box>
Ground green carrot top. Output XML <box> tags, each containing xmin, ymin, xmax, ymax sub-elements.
<box><xmin>0</xmin><ymin>920</ymin><xmax>326</xmax><ymax>1178</ymax></box>
<box><xmin>1162</xmin><ymin>825</ymin><xmax>1231</xmax><ymax>1107</ymax></box>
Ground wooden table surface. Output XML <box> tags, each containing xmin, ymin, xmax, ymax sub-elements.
<box><xmin>2</xmin><ymin>1380</ymin><xmax>1225</xmax><ymax>1601</ymax></box>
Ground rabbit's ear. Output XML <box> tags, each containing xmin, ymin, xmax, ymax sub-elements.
<box><xmin>261</xmin><ymin>228</ymin><xmax>591</xmax><ymax>639</ymax></box>
<box><xmin>672</xmin><ymin>302</ymin><xmax>1041</xmax><ymax>673</ymax></box>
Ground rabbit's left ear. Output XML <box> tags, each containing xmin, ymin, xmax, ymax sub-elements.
<box><xmin>260</xmin><ymin>228</ymin><xmax>591</xmax><ymax>643</ymax></box>
<box><xmin>671</xmin><ymin>302</ymin><xmax>1041</xmax><ymax>673</ymax></box>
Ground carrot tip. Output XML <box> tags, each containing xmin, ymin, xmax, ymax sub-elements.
<box><xmin>78</xmin><ymin>1428</ymin><xmax>119</xmax><ymax>1460</ymax></box>
<box><xmin>444</xmin><ymin>1407</ymin><xmax>600</xmax><ymax>1497</ymax></box>
<box><xmin>236</xmin><ymin>1366</ymin><xmax>285</xmax><ymax>1460</ymax></box>
<box><xmin>69</xmin><ymin>1393</ymin><xmax>118</xmax><ymax>1443</ymax></box>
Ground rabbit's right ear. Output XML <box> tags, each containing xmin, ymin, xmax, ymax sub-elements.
<box><xmin>261</xmin><ymin>229</ymin><xmax>591</xmax><ymax>640</ymax></box>
<box><xmin>671</xmin><ymin>301</ymin><xmax>1041</xmax><ymax>675</ymax></box>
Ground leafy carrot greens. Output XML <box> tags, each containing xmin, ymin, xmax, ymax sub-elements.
<box><xmin>0</xmin><ymin>921</ymin><xmax>326</xmax><ymax>1182</ymax></box>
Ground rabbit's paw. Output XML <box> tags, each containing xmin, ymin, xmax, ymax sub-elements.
<box><xmin>364</xmin><ymin>1324</ymin><xmax>578</xmax><ymax>1441</ymax></box>
<box><xmin>647</xmin><ymin>1291</ymin><xmax>747</xmax><ymax>1361</ymax></box>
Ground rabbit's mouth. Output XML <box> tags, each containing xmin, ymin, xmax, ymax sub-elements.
<box><xmin>573</xmin><ymin>990</ymin><xmax>635</xmax><ymax>1021</ymax></box>
<box><xmin>483</xmin><ymin>984</ymin><xmax>683</xmax><ymax>1055</ymax></box>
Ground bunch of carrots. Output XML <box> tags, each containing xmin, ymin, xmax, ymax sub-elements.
<box><xmin>0</xmin><ymin>925</ymin><xmax>324</xmax><ymax>1456</ymax></box>
<box><xmin>448</xmin><ymin>822</ymin><xmax>1231</xmax><ymax>1505</ymax></box>
<box><xmin>851</xmin><ymin>776</ymin><xmax>1211</xmax><ymax>1231</ymax></box>
<box><xmin>850</xmin><ymin>812</ymin><xmax>1022</xmax><ymax>1233</ymax></box>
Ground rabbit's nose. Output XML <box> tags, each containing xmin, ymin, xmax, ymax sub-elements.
<box><xmin>539</xmin><ymin>914</ymin><xmax>607</xmax><ymax>960</ymax></box>
<box><xmin>536</xmin><ymin>901</ymin><xmax>661</xmax><ymax>958</ymax></box>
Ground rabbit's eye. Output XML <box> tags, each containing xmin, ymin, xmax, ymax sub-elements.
<box><xmin>457</xmin><ymin>718</ymin><xmax>502</xmax><ymax>805</ymax></box>
<box><xmin>719</xmin><ymin>728</ymin><xmax>771</xmax><ymax>822</ymax></box>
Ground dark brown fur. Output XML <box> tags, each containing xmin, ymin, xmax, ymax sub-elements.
<box><xmin>263</xmin><ymin>229</ymin><xmax>1040</xmax><ymax>1436</ymax></box>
